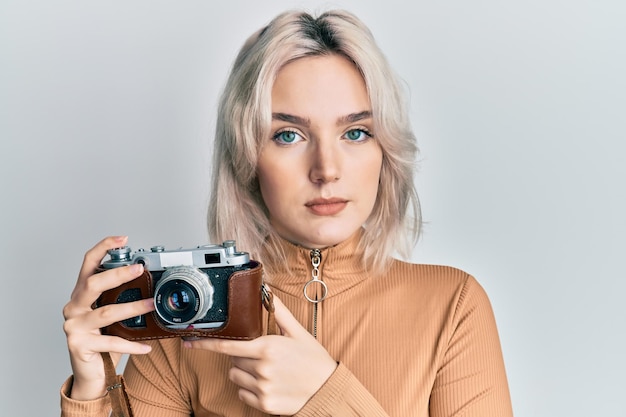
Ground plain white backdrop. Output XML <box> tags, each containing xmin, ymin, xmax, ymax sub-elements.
<box><xmin>1</xmin><ymin>1</ymin><xmax>624</xmax><ymax>416</ymax></box>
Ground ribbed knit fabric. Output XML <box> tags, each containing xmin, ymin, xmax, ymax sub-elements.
<box><xmin>60</xmin><ymin>230</ymin><xmax>513</xmax><ymax>416</ymax></box>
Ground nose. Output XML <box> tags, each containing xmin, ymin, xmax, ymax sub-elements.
<box><xmin>309</xmin><ymin>141</ymin><xmax>341</xmax><ymax>184</ymax></box>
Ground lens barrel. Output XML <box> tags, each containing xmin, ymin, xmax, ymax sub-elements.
<box><xmin>153</xmin><ymin>266</ymin><xmax>214</xmax><ymax>325</ymax></box>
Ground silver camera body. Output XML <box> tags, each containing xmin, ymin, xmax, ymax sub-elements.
<box><xmin>101</xmin><ymin>240</ymin><xmax>250</xmax><ymax>330</ymax></box>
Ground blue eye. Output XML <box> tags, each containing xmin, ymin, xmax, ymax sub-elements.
<box><xmin>273</xmin><ymin>130</ymin><xmax>302</xmax><ymax>144</ymax></box>
<box><xmin>344</xmin><ymin>129</ymin><xmax>372</xmax><ymax>142</ymax></box>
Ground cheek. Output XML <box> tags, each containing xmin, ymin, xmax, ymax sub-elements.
<box><xmin>361</xmin><ymin>151</ymin><xmax>383</xmax><ymax>209</ymax></box>
<box><xmin>369</xmin><ymin>166</ymin><xmax>383</xmax><ymax>201</ymax></box>
<box><xmin>257</xmin><ymin>171</ymin><xmax>280</xmax><ymax>211</ymax></box>
<box><xmin>257</xmin><ymin>157</ymin><xmax>292</xmax><ymax>215</ymax></box>
<box><xmin>363</xmin><ymin>149</ymin><xmax>383</xmax><ymax>189</ymax></box>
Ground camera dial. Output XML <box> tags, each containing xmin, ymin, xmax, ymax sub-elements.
<box><xmin>102</xmin><ymin>247</ymin><xmax>133</xmax><ymax>268</ymax></box>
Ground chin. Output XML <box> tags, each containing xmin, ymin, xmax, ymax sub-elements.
<box><xmin>298</xmin><ymin>225</ymin><xmax>359</xmax><ymax>249</ymax></box>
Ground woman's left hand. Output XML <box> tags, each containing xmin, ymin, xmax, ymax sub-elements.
<box><xmin>183</xmin><ymin>295</ymin><xmax>337</xmax><ymax>415</ymax></box>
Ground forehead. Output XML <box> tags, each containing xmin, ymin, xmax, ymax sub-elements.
<box><xmin>271</xmin><ymin>54</ymin><xmax>370</xmax><ymax>118</ymax></box>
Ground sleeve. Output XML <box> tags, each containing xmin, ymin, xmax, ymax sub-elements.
<box><xmin>429</xmin><ymin>276</ymin><xmax>514</xmax><ymax>417</ymax></box>
<box><xmin>60</xmin><ymin>376</ymin><xmax>111</xmax><ymax>417</ymax></box>
<box><xmin>60</xmin><ymin>340</ymin><xmax>192</xmax><ymax>417</ymax></box>
<box><xmin>294</xmin><ymin>363</ymin><xmax>389</xmax><ymax>417</ymax></box>
<box><xmin>122</xmin><ymin>340</ymin><xmax>191</xmax><ymax>417</ymax></box>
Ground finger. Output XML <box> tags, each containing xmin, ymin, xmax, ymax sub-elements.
<box><xmin>237</xmin><ymin>388</ymin><xmax>262</xmax><ymax>411</ymax></box>
<box><xmin>228</xmin><ymin>368</ymin><xmax>274</xmax><ymax>414</ymax></box>
<box><xmin>228</xmin><ymin>365</ymin><xmax>260</xmax><ymax>394</ymax></box>
<box><xmin>231</xmin><ymin>356</ymin><xmax>261</xmax><ymax>376</ymax></box>
<box><xmin>78</xmin><ymin>236</ymin><xmax>128</xmax><ymax>282</ymax></box>
<box><xmin>71</xmin><ymin>263</ymin><xmax>145</xmax><ymax>310</ymax></box>
<box><xmin>70</xmin><ymin>334</ymin><xmax>153</xmax><ymax>358</ymax></box>
<box><xmin>91</xmin><ymin>335</ymin><xmax>153</xmax><ymax>356</ymax></box>
<box><xmin>88</xmin><ymin>298</ymin><xmax>155</xmax><ymax>329</ymax></box>
<box><xmin>65</xmin><ymin>296</ymin><xmax>154</xmax><ymax>332</ymax></box>
<box><xmin>183</xmin><ymin>337</ymin><xmax>265</xmax><ymax>359</ymax></box>
<box><xmin>272</xmin><ymin>295</ymin><xmax>309</xmax><ymax>338</ymax></box>
<box><xmin>236</xmin><ymin>386</ymin><xmax>284</xmax><ymax>416</ymax></box>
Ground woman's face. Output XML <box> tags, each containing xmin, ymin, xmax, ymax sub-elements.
<box><xmin>257</xmin><ymin>54</ymin><xmax>383</xmax><ymax>249</ymax></box>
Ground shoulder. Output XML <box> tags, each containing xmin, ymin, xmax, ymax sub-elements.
<box><xmin>388</xmin><ymin>259</ymin><xmax>468</xmax><ymax>280</ymax></box>
<box><xmin>381</xmin><ymin>259</ymin><xmax>492</xmax><ymax>313</ymax></box>
<box><xmin>384</xmin><ymin>258</ymin><xmax>472</xmax><ymax>292</ymax></box>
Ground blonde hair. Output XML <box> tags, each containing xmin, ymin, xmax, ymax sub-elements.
<box><xmin>208</xmin><ymin>9</ymin><xmax>421</xmax><ymax>274</ymax></box>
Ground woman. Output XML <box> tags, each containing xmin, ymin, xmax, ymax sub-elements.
<box><xmin>61</xmin><ymin>9</ymin><xmax>513</xmax><ymax>416</ymax></box>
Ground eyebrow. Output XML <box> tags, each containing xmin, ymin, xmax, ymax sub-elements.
<box><xmin>271</xmin><ymin>110</ymin><xmax>372</xmax><ymax>128</ymax></box>
<box><xmin>337</xmin><ymin>111</ymin><xmax>372</xmax><ymax>125</ymax></box>
<box><xmin>272</xmin><ymin>112</ymin><xmax>310</xmax><ymax>127</ymax></box>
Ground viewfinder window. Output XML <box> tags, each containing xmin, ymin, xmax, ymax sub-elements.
<box><xmin>205</xmin><ymin>253</ymin><xmax>221</xmax><ymax>264</ymax></box>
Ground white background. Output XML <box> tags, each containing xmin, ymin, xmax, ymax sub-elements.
<box><xmin>1</xmin><ymin>1</ymin><xmax>625</xmax><ymax>416</ymax></box>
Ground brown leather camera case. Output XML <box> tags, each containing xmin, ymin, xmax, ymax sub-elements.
<box><xmin>96</xmin><ymin>261</ymin><xmax>264</xmax><ymax>340</ymax></box>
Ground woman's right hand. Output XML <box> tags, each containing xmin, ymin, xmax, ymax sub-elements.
<box><xmin>62</xmin><ymin>236</ymin><xmax>155</xmax><ymax>401</ymax></box>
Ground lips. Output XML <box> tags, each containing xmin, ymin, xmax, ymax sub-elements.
<box><xmin>305</xmin><ymin>198</ymin><xmax>348</xmax><ymax>216</ymax></box>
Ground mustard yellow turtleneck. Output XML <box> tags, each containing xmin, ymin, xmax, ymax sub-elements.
<box><xmin>61</xmin><ymin>231</ymin><xmax>513</xmax><ymax>416</ymax></box>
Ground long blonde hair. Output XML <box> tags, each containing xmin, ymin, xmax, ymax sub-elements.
<box><xmin>208</xmin><ymin>9</ymin><xmax>421</xmax><ymax>274</ymax></box>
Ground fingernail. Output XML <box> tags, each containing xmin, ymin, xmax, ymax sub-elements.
<box><xmin>183</xmin><ymin>341</ymin><xmax>192</xmax><ymax>349</ymax></box>
<box><xmin>144</xmin><ymin>298</ymin><xmax>154</xmax><ymax>309</ymax></box>
<box><xmin>130</xmin><ymin>264</ymin><xmax>144</xmax><ymax>274</ymax></box>
<box><xmin>114</xmin><ymin>236</ymin><xmax>128</xmax><ymax>243</ymax></box>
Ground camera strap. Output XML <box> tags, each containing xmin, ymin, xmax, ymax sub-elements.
<box><xmin>101</xmin><ymin>352</ymin><xmax>134</xmax><ymax>417</ymax></box>
<box><xmin>262</xmin><ymin>283</ymin><xmax>278</xmax><ymax>336</ymax></box>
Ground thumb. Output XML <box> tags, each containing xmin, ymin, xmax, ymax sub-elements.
<box><xmin>271</xmin><ymin>295</ymin><xmax>309</xmax><ymax>338</ymax></box>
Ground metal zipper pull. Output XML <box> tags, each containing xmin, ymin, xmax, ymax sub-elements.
<box><xmin>303</xmin><ymin>248</ymin><xmax>328</xmax><ymax>303</ymax></box>
<box><xmin>304</xmin><ymin>249</ymin><xmax>327</xmax><ymax>339</ymax></box>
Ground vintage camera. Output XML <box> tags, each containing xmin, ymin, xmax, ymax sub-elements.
<box><xmin>96</xmin><ymin>240</ymin><xmax>264</xmax><ymax>340</ymax></box>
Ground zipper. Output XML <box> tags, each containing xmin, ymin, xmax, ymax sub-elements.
<box><xmin>304</xmin><ymin>248</ymin><xmax>327</xmax><ymax>339</ymax></box>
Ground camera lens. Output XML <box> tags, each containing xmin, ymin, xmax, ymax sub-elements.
<box><xmin>158</xmin><ymin>280</ymin><xmax>198</xmax><ymax>323</ymax></box>
<box><xmin>153</xmin><ymin>266</ymin><xmax>214</xmax><ymax>326</ymax></box>
<box><xmin>166</xmin><ymin>288</ymin><xmax>191</xmax><ymax>312</ymax></box>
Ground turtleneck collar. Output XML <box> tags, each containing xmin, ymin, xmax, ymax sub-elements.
<box><xmin>259</xmin><ymin>228</ymin><xmax>369</xmax><ymax>301</ymax></box>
